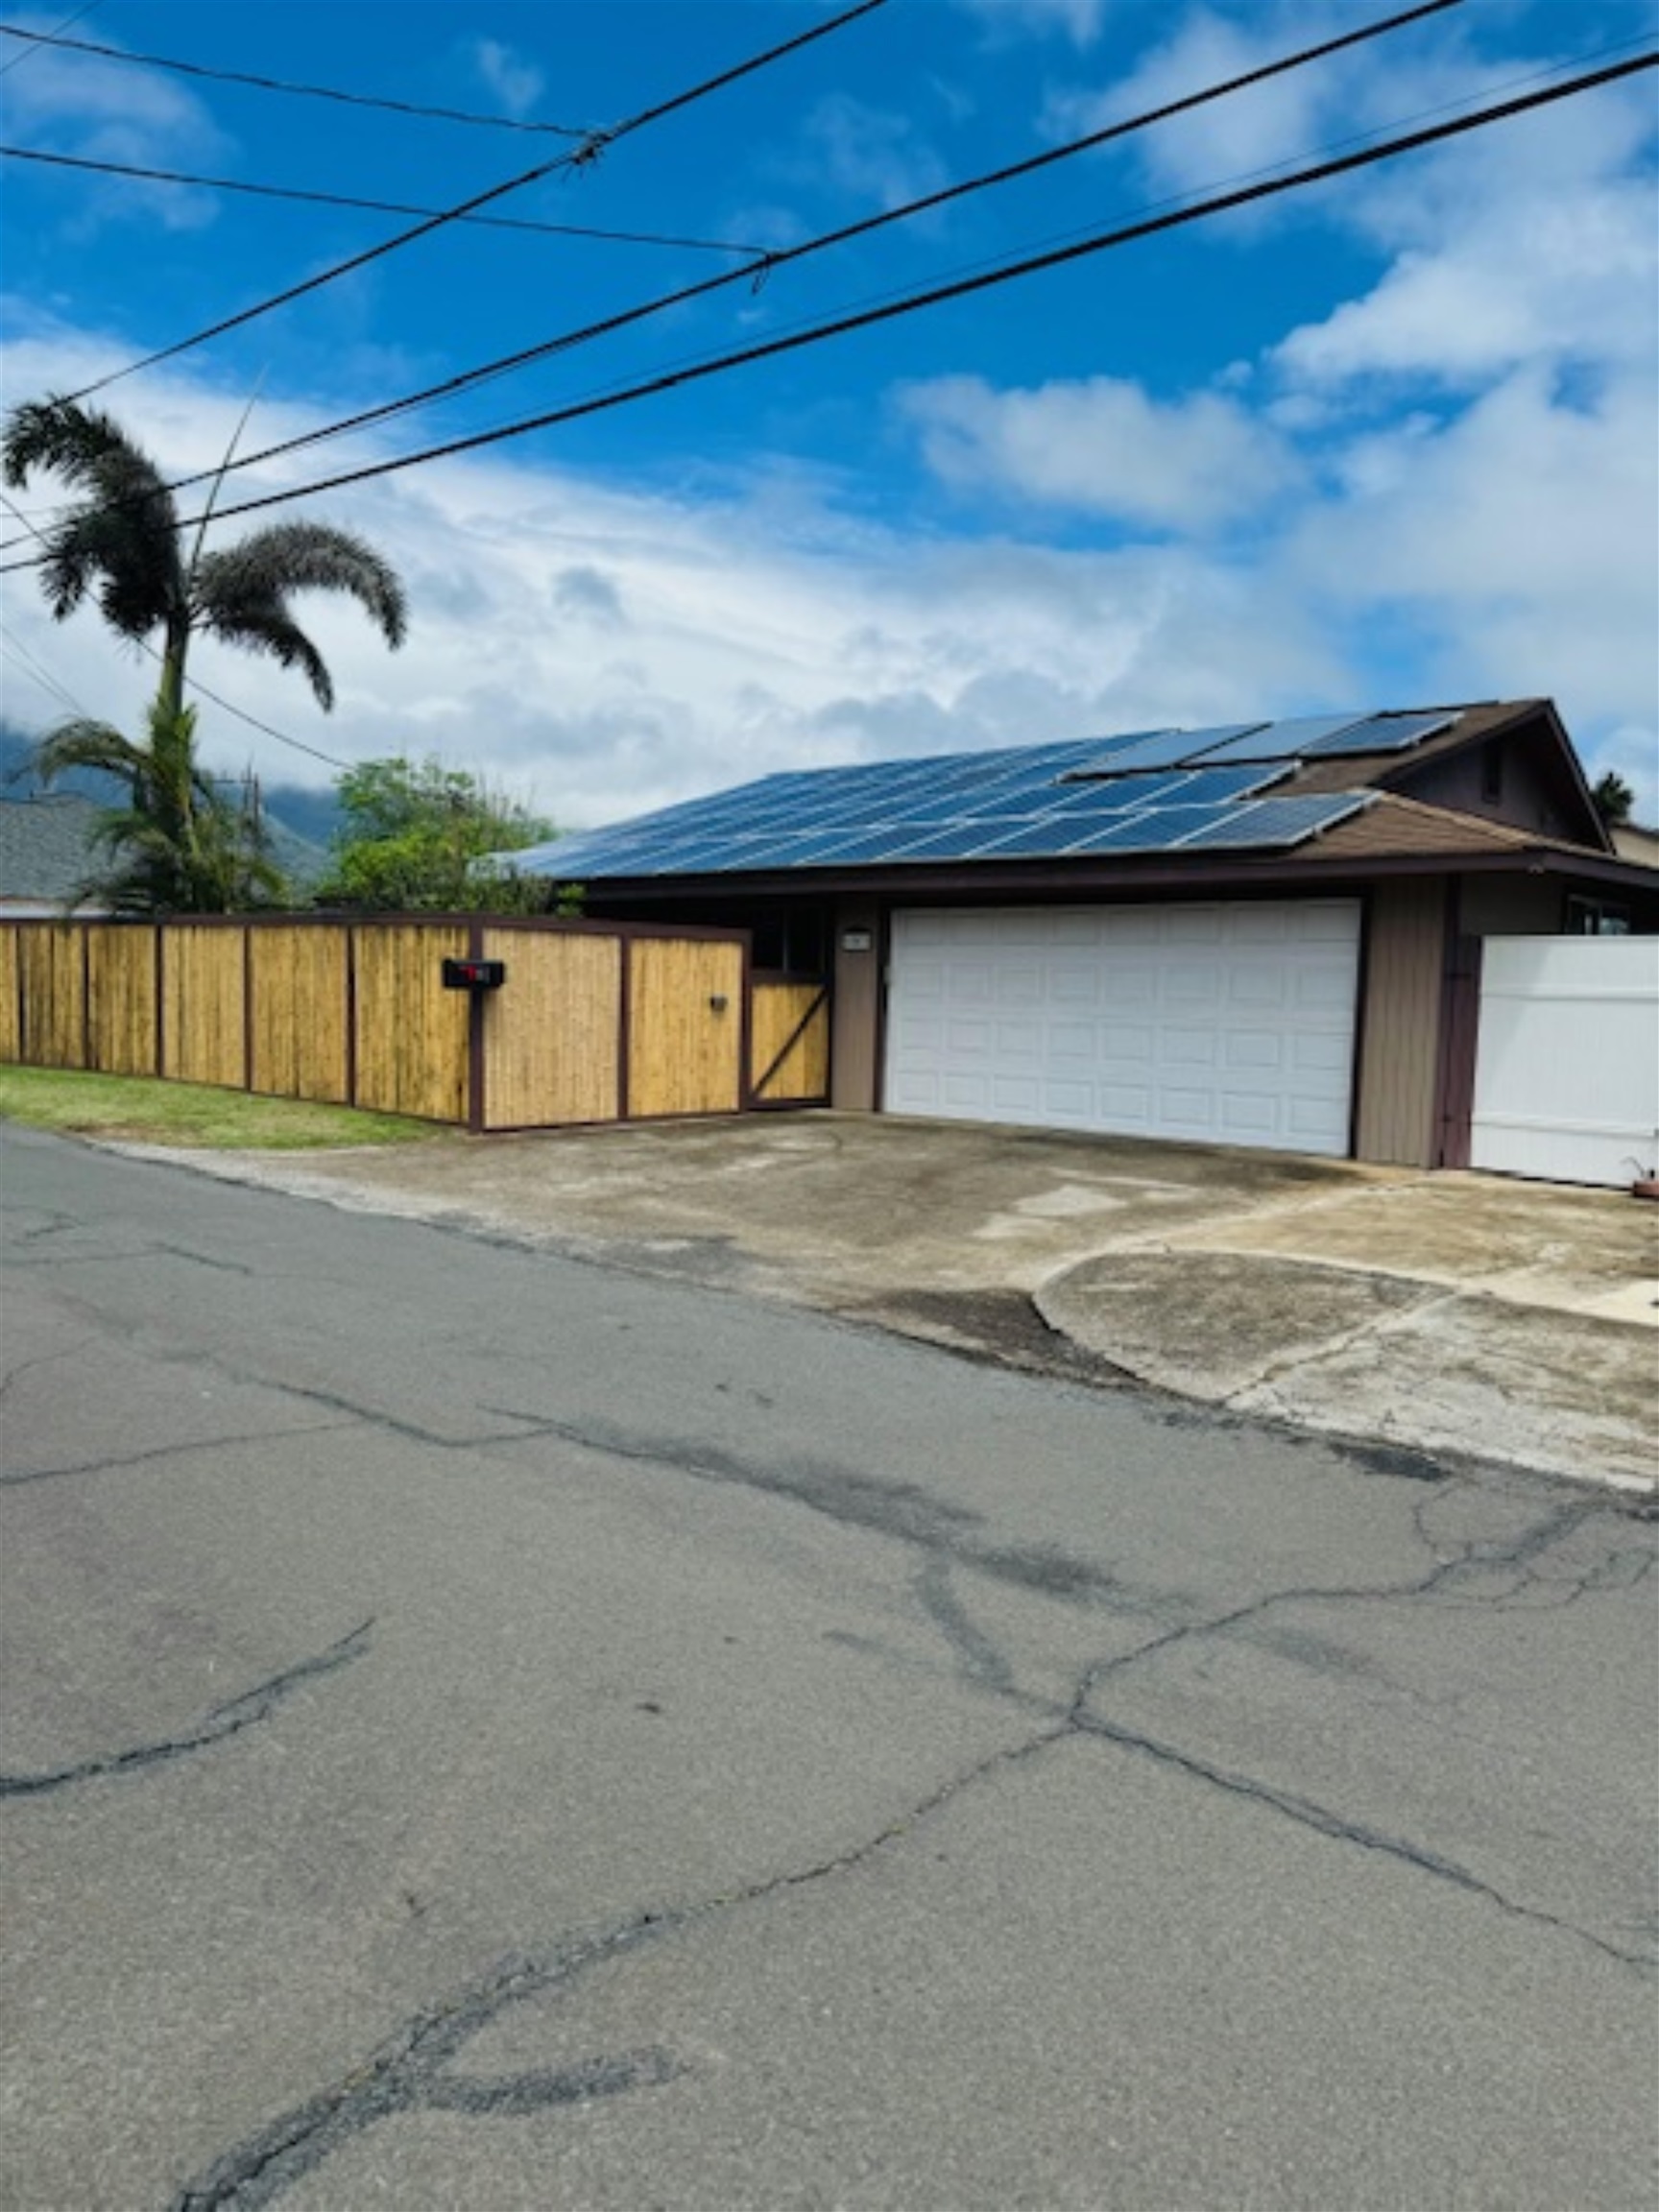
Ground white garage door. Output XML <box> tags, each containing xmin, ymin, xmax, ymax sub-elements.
<box><xmin>884</xmin><ymin>902</ymin><xmax>1361</xmax><ymax>1157</ymax></box>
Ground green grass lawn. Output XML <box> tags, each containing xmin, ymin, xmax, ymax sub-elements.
<box><xmin>0</xmin><ymin>1065</ymin><xmax>443</xmax><ymax>1149</ymax></box>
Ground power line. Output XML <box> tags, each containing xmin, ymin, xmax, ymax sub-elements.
<box><xmin>0</xmin><ymin>143</ymin><xmax>766</xmax><ymax>255</ymax></box>
<box><xmin>32</xmin><ymin>47</ymin><xmax>1636</xmax><ymax>549</ymax></box>
<box><xmin>0</xmin><ymin>19</ymin><xmax>592</xmax><ymax>135</ymax></box>
<box><xmin>58</xmin><ymin>0</ymin><xmax>888</xmax><ymax>406</ymax></box>
<box><xmin>0</xmin><ymin>2</ymin><xmax>98</xmax><ymax>78</ymax></box>
<box><xmin>0</xmin><ymin>615</ymin><xmax>90</xmax><ymax>715</ymax></box>
<box><xmin>73</xmin><ymin>0</ymin><xmax>1474</xmax><ymax>507</ymax></box>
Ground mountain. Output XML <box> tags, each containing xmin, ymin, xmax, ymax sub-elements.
<box><xmin>0</xmin><ymin>725</ymin><xmax>339</xmax><ymax>885</ymax></box>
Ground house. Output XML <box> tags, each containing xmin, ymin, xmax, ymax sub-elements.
<box><xmin>515</xmin><ymin>698</ymin><xmax>1658</xmax><ymax>1170</ymax></box>
<box><xmin>0</xmin><ymin>793</ymin><xmax>108</xmax><ymax>918</ymax></box>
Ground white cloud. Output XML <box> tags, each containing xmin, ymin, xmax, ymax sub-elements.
<box><xmin>1276</xmin><ymin>109</ymin><xmax>1658</xmax><ymax>387</ymax></box>
<box><xmin>897</xmin><ymin>373</ymin><xmax>1300</xmax><ymax>530</ymax></box>
<box><xmin>791</xmin><ymin>94</ymin><xmax>949</xmax><ymax>212</ymax></box>
<box><xmin>1286</xmin><ymin>365</ymin><xmax>1659</xmax><ymax>799</ymax></box>
<box><xmin>1</xmin><ymin>281</ymin><xmax>1652</xmax><ymax>830</ymax></box>
<box><xmin>0</xmin><ymin>12</ymin><xmax>234</xmax><ymax>233</ymax></box>
<box><xmin>957</xmin><ymin>0</ymin><xmax>1104</xmax><ymax>49</ymax></box>
<box><xmin>471</xmin><ymin>39</ymin><xmax>545</xmax><ymax>122</ymax></box>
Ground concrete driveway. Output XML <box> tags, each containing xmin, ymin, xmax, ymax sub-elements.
<box><xmin>152</xmin><ymin>1114</ymin><xmax>1658</xmax><ymax>1491</ymax></box>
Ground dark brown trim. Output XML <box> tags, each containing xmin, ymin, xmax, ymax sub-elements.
<box><xmin>15</xmin><ymin>923</ymin><xmax>28</xmax><ymax>1065</ymax></box>
<box><xmin>737</xmin><ymin>934</ymin><xmax>756</xmax><ymax>1111</ymax></box>
<box><xmin>873</xmin><ymin>902</ymin><xmax>892</xmax><ymax>1114</ymax></box>
<box><xmin>576</xmin><ymin>845</ymin><xmax>1659</xmax><ymax>905</ymax></box>
<box><xmin>242</xmin><ymin>925</ymin><xmax>255</xmax><ymax>1094</ymax></box>
<box><xmin>750</xmin><ymin>982</ymin><xmax>829</xmax><ymax>1104</ymax></box>
<box><xmin>154</xmin><ymin>926</ymin><xmax>165</xmax><ymax>1077</ymax></box>
<box><xmin>344</xmin><ymin>925</ymin><xmax>358</xmax><ymax>1108</ymax></box>
<box><xmin>1431</xmin><ymin>879</ymin><xmax>1482</xmax><ymax>1169</ymax></box>
<box><xmin>80</xmin><ymin>923</ymin><xmax>92</xmax><ymax>1073</ymax></box>
<box><xmin>1346</xmin><ymin>890</ymin><xmax>1373</xmax><ymax>1163</ymax></box>
<box><xmin>466</xmin><ymin>917</ymin><xmax>487</xmax><ymax>1134</ymax></box>
<box><xmin>617</xmin><ymin>935</ymin><xmax>634</xmax><ymax>1120</ymax></box>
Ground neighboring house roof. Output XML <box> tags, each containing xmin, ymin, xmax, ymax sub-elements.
<box><xmin>1611</xmin><ymin>822</ymin><xmax>1659</xmax><ymax>869</ymax></box>
<box><xmin>0</xmin><ymin>792</ymin><xmax>106</xmax><ymax>911</ymax></box>
<box><xmin>517</xmin><ymin>698</ymin><xmax>1635</xmax><ymax>893</ymax></box>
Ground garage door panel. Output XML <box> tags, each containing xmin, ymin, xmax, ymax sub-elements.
<box><xmin>886</xmin><ymin>902</ymin><xmax>1359</xmax><ymax>1158</ymax></box>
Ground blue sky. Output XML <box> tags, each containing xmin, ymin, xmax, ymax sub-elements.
<box><xmin>1</xmin><ymin>0</ymin><xmax>1655</xmax><ymax>829</ymax></box>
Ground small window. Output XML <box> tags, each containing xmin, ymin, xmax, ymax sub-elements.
<box><xmin>1565</xmin><ymin>896</ymin><xmax>1631</xmax><ymax>936</ymax></box>
<box><xmin>1479</xmin><ymin>741</ymin><xmax>1504</xmax><ymax>805</ymax></box>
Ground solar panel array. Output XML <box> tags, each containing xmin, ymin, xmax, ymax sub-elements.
<box><xmin>517</xmin><ymin>708</ymin><xmax>1468</xmax><ymax>880</ymax></box>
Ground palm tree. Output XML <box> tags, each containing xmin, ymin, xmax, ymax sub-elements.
<box><xmin>2</xmin><ymin>393</ymin><xmax>407</xmax><ymax>911</ymax></box>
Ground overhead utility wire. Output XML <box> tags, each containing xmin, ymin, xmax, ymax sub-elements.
<box><xmin>58</xmin><ymin>0</ymin><xmax>888</xmax><ymax>406</ymax></box>
<box><xmin>22</xmin><ymin>47</ymin><xmax>1633</xmax><ymax>554</ymax></box>
<box><xmin>113</xmin><ymin>0</ymin><xmax>1471</xmax><ymax>505</ymax></box>
<box><xmin>0</xmin><ymin>1</ymin><xmax>98</xmax><ymax>76</ymax></box>
<box><xmin>0</xmin><ymin>145</ymin><xmax>766</xmax><ymax>255</ymax></box>
<box><xmin>0</xmin><ymin>488</ymin><xmax>349</xmax><ymax>766</ymax></box>
<box><xmin>0</xmin><ymin>20</ymin><xmax>592</xmax><ymax>135</ymax></box>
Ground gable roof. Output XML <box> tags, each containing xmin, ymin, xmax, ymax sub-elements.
<box><xmin>516</xmin><ymin>699</ymin><xmax>1619</xmax><ymax>889</ymax></box>
<box><xmin>0</xmin><ymin>792</ymin><xmax>104</xmax><ymax>904</ymax></box>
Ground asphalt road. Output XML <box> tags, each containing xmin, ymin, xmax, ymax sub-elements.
<box><xmin>2</xmin><ymin>1126</ymin><xmax>1654</xmax><ymax>2211</ymax></box>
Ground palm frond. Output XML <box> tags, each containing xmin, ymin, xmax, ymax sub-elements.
<box><xmin>4</xmin><ymin>397</ymin><xmax>186</xmax><ymax>637</ymax></box>
<box><xmin>195</xmin><ymin>520</ymin><xmax>408</xmax><ymax>647</ymax></box>
<box><xmin>31</xmin><ymin>716</ymin><xmax>150</xmax><ymax>787</ymax></box>
<box><xmin>195</xmin><ymin>605</ymin><xmax>335</xmax><ymax>709</ymax></box>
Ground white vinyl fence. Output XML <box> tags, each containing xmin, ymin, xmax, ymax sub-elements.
<box><xmin>1470</xmin><ymin>935</ymin><xmax>1659</xmax><ymax>1188</ymax></box>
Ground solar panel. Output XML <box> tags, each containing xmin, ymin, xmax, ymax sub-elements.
<box><xmin>1064</xmin><ymin>805</ymin><xmax>1237</xmax><ymax>853</ymax></box>
<box><xmin>1059</xmin><ymin>727</ymin><xmax>1197</xmax><ymax>777</ymax></box>
<box><xmin>1185</xmin><ymin>713</ymin><xmax>1368</xmax><ymax>765</ymax></box>
<box><xmin>963</xmin><ymin>813</ymin><xmax>1157</xmax><ymax>859</ymax></box>
<box><xmin>1173</xmin><ymin>793</ymin><xmax>1370</xmax><ymax>849</ymax></box>
<box><xmin>1299</xmin><ymin>710</ymin><xmax>1456</xmax><ymax>757</ymax></box>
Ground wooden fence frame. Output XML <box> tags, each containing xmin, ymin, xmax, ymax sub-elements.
<box><xmin>0</xmin><ymin>912</ymin><xmax>832</xmax><ymax>1129</ymax></box>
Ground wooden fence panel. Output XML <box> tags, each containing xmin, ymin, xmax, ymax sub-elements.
<box><xmin>750</xmin><ymin>979</ymin><xmax>830</xmax><ymax>1103</ymax></box>
<box><xmin>627</xmin><ymin>937</ymin><xmax>743</xmax><ymax>1118</ymax></box>
<box><xmin>0</xmin><ymin>926</ymin><xmax>20</xmax><ymax>1063</ymax></box>
<box><xmin>353</xmin><ymin>923</ymin><xmax>469</xmax><ymax>1122</ymax></box>
<box><xmin>162</xmin><ymin>925</ymin><xmax>247</xmax><ymax>1088</ymax></box>
<box><xmin>480</xmin><ymin>928</ymin><xmax>621</xmax><ymax>1129</ymax></box>
<box><xmin>19</xmin><ymin>924</ymin><xmax>87</xmax><ymax>1069</ymax></box>
<box><xmin>250</xmin><ymin>926</ymin><xmax>350</xmax><ymax>1103</ymax></box>
<box><xmin>86</xmin><ymin>926</ymin><xmax>158</xmax><ymax>1076</ymax></box>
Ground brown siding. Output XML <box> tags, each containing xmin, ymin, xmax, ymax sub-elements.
<box><xmin>830</xmin><ymin>899</ymin><xmax>882</xmax><ymax>1109</ymax></box>
<box><xmin>353</xmin><ymin>923</ymin><xmax>469</xmax><ymax>1122</ymax></box>
<box><xmin>750</xmin><ymin>978</ymin><xmax>830</xmax><ymax>1103</ymax></box>
<box><xmin>20</xmin><ymin>924</ymin><xmax>88</xmax><ymax>1069</ymax></box>
<box><xmin>0</xmin><ymin>925</ymin><xmax>23</xmax><ymax>1063</ymax></box>
<box><xmin>480</xmin><ymin>927</ymin><xmax>622</xmax><ymax>1128</ymax></box>
<box><xmin>626</xmin><ymin>937</ymin><xmax>743</xmax><ymax>1117</ymax></box>
<box><xmin>86</xmin><ymin>926</ymin><xmax>158</xmax><ymax>1076</ymax></box>
<box><xmin>162</xmin><ymin>926</ymin><xmax>247</xmax><ymax>1088</ymax></box>
<box><xmin>250</xmin><ymin>926</ymin><xmax>351</xmax><ymax>1103</ymax></box>
<box><xmin>1354</xmin><ymin>881</ymin><xmax>1445</xmax><ymax>1167</ymax></box>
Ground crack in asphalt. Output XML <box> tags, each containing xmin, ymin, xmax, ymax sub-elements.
<box><xmin>0</xmin><ymin>1621</ymin><xmax>373</xmax><ymax>1798</ymax></box>
<box><xmin>171</xmin><ymin>1574</ymin><xmax>1653</xmax><ymax>2210</ymax></box>
<box><xmin>915</xmin><ymin>1557</ymin><xmax>1016</xmax><ymax>1693</ymax></box>
<box><xmin>0</xmin><ymin>1420</ymin><xmax>354</xmax><ymax>1488</ymax></box>
<box><xmin>169</xmin><ymin>1728</ymin><xmax>1064</xmax><ymax>2209</ymax></box>
<box><xmin>0</xmin><ymin>1331</ymin><xmax>99</xmax><ymax>1404</ymax></box>
<box><xmin>1068</xmin><ymin>1709</ymin><xmax>1650</xmax><ymax>1970</ymax></box>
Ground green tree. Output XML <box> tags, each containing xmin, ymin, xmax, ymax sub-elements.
<box><xmin>1</xmin><ymin>394</ymin><xmax>407</xmax><ymax>912</ymax></box>
<box><xmin>1592</xmin><ymin>770</ymin><xmax>1635</xmax><ymax>828</ymax></box>
<box><xmin>315</xmin><ymin>755</ymin><xmax>561</xmax><ymax>912</ymax></box>
<box><xmin>37</xmin><ymin>701</ymin><xmax>284</xmax><ymax>914</ymax></box>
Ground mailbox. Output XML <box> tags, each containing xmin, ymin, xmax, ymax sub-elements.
<box><xmin>441</xmin><ymin>957</ymin><xmax>506</xmax><ymax>991</ymax></box>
